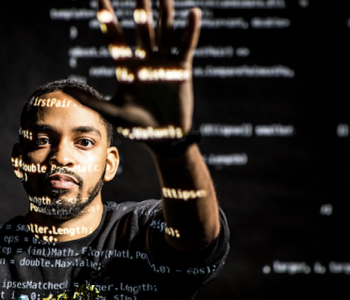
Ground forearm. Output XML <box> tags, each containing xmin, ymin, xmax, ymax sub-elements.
<box><xmin>87</xmin><ymin>0</ymin><xmax>213</xmax><ymax>250</ymax></box>
<box><xmin>150</xmin><ymin>143</ymin><xmax>220</xmax><ymax>251</ymax></box>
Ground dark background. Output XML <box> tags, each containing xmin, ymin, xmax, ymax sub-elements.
<box><xmin>0</xmin><ymin>0</ymin><xmax>349</xmax><ymax>299</ymax></box>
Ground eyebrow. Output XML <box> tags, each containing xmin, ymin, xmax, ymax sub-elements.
<box><xmin>72</xmin><ymin>126</ymin><xmax>102</xmax><ymax>138</ymax></box>
<box><xmin>30</xmin><ymin>124</ymin><xmax>56</xmax><ymax>132</ymax></box>
<box><xmin>29</xmin><ymin>124</ymin><xmax>102</xmax><ymax>138</ymax></box>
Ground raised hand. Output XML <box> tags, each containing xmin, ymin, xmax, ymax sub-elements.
<box><xmin>67</xmin><ymin>0</ymin><xmax>202</xmax><ymax>141</ymax></box>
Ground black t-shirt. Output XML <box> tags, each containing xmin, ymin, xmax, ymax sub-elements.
<box><xmin>0</xmin><ymin>200</ymin><xmax>230</xmax><ymax>300</ymax></box>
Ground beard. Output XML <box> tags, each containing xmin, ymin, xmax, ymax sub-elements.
<box><xmin>23</xmin><ymin>167</ymin><xmax>105</xmax><ymax>218</ymax></box>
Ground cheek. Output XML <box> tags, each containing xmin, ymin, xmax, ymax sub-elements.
<box><xmin>25</xmin><ymin>151</ymin><xmax>49</xmax><ymax>168</ymax></box>
<box><xmin>21</xmin><ymin>154</ymin><xmax>49</xmax><ymax>179</ymax></box>
<box><xmin>75</xmin><ymin>157</ymin><xmax>106</xmax><ymax>180</ymax></box>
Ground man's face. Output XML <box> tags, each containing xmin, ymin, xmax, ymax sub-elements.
<box><xmin>17</xmin><ymin>91</ymin><xmax>116</xmax><ymax>218</ymax></box>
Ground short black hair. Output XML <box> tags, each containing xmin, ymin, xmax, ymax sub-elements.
<box><xmin>20</xmin><ymin>79</ymin><xmax>114</xmax><ymax>146</ymax></box>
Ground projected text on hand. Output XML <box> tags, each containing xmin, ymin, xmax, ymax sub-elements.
<box><xmin>117</xmin><ymin>126</ymin><xmax>183</xmax><ymax>140</ymax></box>
<box><xmin>162</xmin><ymin>188</ymin><xmax>207</xmax><ymax>201</ymax></box>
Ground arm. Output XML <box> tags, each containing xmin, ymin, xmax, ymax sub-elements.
<box><xmin>152</xmin><ymin>144</ymin><xmax>220</xmax><ymax>251</ymax></box>
<box><xmin>66</xmin><ymin>0</ymin><xmax>220</xmax><ymax>251</ymax></box>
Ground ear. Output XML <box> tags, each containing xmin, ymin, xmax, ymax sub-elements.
<box><xmin>104</xmin><ymin>146</ymin><xmax>119</xmax><ymax>182</ymax></box>
<box><xmin>11</xmin><ymin>143</ymin><xmax>24</xmax><ymax>180</ymax></box>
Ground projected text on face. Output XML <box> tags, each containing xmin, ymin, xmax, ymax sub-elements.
<box><xmin>51</xmin><ymin>164</ymin><xmax>101</xmax><ymax>173</ymax></box>
<box><xmin>19</xmin><ymin>128</ymin><xmax>33</xmax><ymax>140</ymax></box>
<box><xmin>21</xmin><ymin>163</ymin><xmax>47</xmax><ymax>173</ymax></box>
<box><xmin>32</xmin><ymin>97</ymin><xmax>74</xmax><ymax>108</ymax></box>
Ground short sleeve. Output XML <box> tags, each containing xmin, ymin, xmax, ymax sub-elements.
<box><xmin>146</xmin><ymin>206</ymin><xmax>230</xmax><ymax>294</ymax></box>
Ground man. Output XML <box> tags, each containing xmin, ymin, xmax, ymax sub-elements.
<box><xmin>1</xmin><ymin>0</ymin><xmax>229</xmax><ymax>299</ymax></box>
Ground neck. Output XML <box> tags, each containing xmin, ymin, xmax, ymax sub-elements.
<box><xmin>27</xmin><ymin>197</ymin><xmax>104</xmax><ymax>243</ymax></box>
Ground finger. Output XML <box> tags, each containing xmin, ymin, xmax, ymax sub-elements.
<box><xmin>157</xmin><ymin>0</ymin><xmax>174</xmax><ymax>54</ymax></box>
<box><xmin>63</xmin><ymin>87</ymin><xmax>156</xmax><ymax>128</ymax></box>
<box><xmin>63</xmin><ymin>87</ymin><xmax>160</xmax><ymax>131</ymax></box>
<box><xmin>134</xmin><ymin>0</ymin><xmax>156</xmax><ymax>53</ymax></box>
<box><xmin>98</xmin><ymin>0</ymin><xmax>132</xmax><ymax>60</ymax></box>
<box><xmin>178</xmin><ymin>8</ymin><xmax>202</xmax><ymax>63</ymax></box>
<box><xmin>63</xmin><ymin>87</ymin><xmax>122</xmax><ymax>120</ymax></box>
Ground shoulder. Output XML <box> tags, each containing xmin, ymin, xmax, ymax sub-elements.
<box><xmin>0</xmin><ymin>216</ymin><xmax>29</xmax><ymax>252</ymax></box>
<box><xmin>105</xmin><ymin>199</ymin><xmax>163</xmax><ymax>222</ymax></box>
<box><xmin>99</xmin><ymin>200</ymin><xmax>163</xmax><ymax>244</ymax></box>
<box><xmin>105</xmin><ymin>199</ymin><xmax>162</xmax><ymax>212</ymax></box>
<box><xmin>0</xmin><ymin>215</ymin><xmax>28</xmax><ymax>235</ymax></box>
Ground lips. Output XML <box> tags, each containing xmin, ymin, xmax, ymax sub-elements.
<box><xmin>48</xmin><ymin>174</ymin><xmax>79</xmax><ymax>189</ymax></box>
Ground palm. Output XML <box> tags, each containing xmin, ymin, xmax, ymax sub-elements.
<box><xmin>111</xmin><ymin>54</ymin><xmax>192</xmax><ymax>130</ymax></box>
<box><xmin>67</xmin><ymin>0</ymin><xmax>201</xmax><ymax>139</ymax></box>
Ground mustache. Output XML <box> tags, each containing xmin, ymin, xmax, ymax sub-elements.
<box><xmin>40</xmin><ymin>167</ymin><xmax>83</xmax><ymax>186</ymax></box>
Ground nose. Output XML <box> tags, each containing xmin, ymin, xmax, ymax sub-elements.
<box><xmin>49</xmin><ymin>139</ymin><xmax>75</xmax><ymax>170</ymax></box>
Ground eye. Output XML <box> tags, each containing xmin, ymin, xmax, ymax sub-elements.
<box><xmin>77</xmin><ymin>139</ymin><xmax>95</xmax><ymax>148</ymax></box>
<box><xmin>34</xmin><ymin>137</ymin><xmax>50</xmax><ymax>146</ymax></box>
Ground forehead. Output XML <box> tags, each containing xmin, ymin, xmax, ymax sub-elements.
<box><xmin>28</xmin><ymin>91</ymin><xmax>106</xmax><ymax>138</ymax></box>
